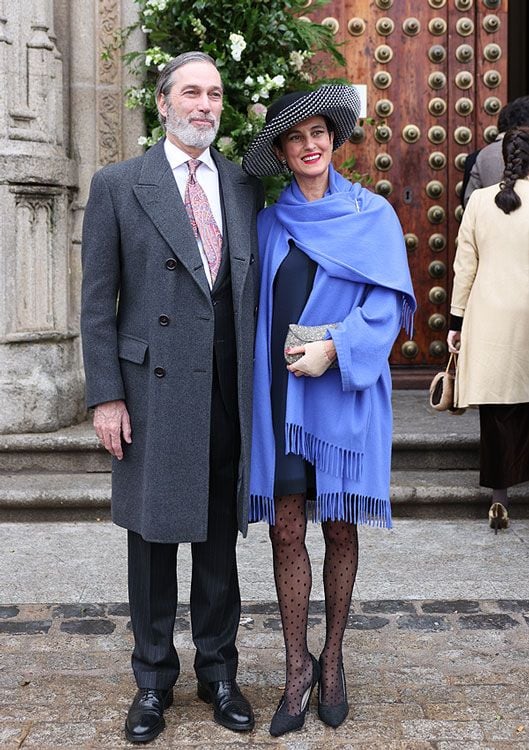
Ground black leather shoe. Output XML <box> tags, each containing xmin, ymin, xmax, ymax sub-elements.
<box><xmin>197</xmin><ymin>679</ymin><xmax>254</xmax><ymax>732</ymax></box>
<box><xmin>124</xmin><ymin>688</ymin><xmax>173</xmax><ymax>744</ymax></box>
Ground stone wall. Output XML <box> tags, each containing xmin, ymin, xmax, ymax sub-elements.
<box><xmin>0</xmin><ymin>0</ymin><xmax>143</xmax><ymax>433</ymax></box>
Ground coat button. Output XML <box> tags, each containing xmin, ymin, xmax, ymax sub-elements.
<box><xmin>154</xmin><ymin>367</ymin><xmax>166</xmax><ymax>378</ymax></box>
<box><xmin>254</xmin><ymin>305</ymin><xmax>258</xmax><ymax>317</ymax></box>
<box><xmin>165</xmin><ymin>258</ymin><xmax>177</xmax><ymax>270</ymax></box>
<box><xmin>159</xmin><ymin>314</ymin><xmax>170</xmax><ymax>326</ymax></box>
<box><xmin>250</xmin><ymin>254</ymin><xmax>255</xmax><ymax>264</ymax></box>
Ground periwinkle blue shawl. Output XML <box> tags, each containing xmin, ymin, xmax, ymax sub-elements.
<box><xmin>250</xmin><ymin>166</ymin><xmax>416</xmax><ymax>526</ymax></box>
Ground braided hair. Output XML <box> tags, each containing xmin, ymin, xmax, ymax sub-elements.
<box><xmin>495</xmin><ymin>126</ymin><xmax>529</xmax><ymax>214</ymax></box>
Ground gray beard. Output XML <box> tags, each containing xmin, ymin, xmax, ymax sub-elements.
<box><xmin>165</xmin><ymin>109</ymin><xmax>219</xmax><ymax>150</ymax></box>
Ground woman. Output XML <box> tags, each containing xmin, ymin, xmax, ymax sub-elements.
<box><xmin>447</xmin><ymin>126</ymin><xmax>529</xmax><ymax>532</ymax></box>
<box><xmin>242</xmin><ymin>86</ymin><xmax>415</xmax><ymax>736</ymax></box>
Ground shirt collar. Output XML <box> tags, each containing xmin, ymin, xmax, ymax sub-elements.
<box><xmin>164</xmin><ymin>137</ymin><xmax>216</xmax><ymax>172</ymax></box>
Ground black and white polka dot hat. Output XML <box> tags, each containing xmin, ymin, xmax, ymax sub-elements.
<box><xmin>242</xmin><ymin>85</ymin><xmax>362</xmax><ymax>177</ymax></box>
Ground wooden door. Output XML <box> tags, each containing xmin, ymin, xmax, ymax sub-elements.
<box><xmin>305</xmin><ymin>0</ymin><xmax>508</xmax><ymax>383</ymax></box>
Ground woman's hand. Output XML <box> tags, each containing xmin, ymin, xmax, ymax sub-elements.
<box><xmin>447</xmin><ymin>330</ymin><xmax>461</xmax><ymax>354</ymax></box>
<box><xmin>286</xmin><ymin>340</ymin><xmax>337</xmax><ymax>378</ymax></box>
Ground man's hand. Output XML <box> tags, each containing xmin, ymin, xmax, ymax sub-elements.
<box><xmin>286</xmin><ymin>340</ymin><xmax>337</xmax><ymax>378</ymax></box>
<box><xmin>93</xmin><ymin>400</ymin><xmax>132</xmax><ymax>460</ymax></box>
<box><xmin>447</xmin><ymin>330</ymin><xmax>461</xmax><ymax>354</ymax></box>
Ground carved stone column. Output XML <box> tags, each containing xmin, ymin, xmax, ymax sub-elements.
<box><xmin>69</xmin><ymin>0</ymin><xmax>144</xmax><ymax>248</ymax></box>
<box><xmin>0</xmin><ymin>0</ymin><xmax>83</xmax><ymax>432</ymax></box>
<box><xmin>68</xmin><ymin>0</ymin><xmax>144</xmax><ymax>385</ymax></box>
<box><xmin>0</xmin><ymin>0</ymin><xmax>143</xmax><ymax>433</ymax></box>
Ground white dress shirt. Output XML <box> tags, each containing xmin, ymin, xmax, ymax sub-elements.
<box><xmin>164</xmin><ymin>137</ymin><xmax>223</xmax><ymax>289</ymax></box>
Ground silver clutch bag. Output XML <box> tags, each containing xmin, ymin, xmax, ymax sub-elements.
<box><xmin>284</xmin><ymin>323</ymin><xmax>338</xmax><ymax>368</ymax></box>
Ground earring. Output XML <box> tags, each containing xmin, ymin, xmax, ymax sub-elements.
<box><xmin>281</xmin><ymin>158</ymin><xmax>288</xmax><ymax>169</ymax></box>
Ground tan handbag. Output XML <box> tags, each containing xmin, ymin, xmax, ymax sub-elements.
<box><xmin>429</xmin><ymin>353</ymin><xmax>466</xmax><ymax>414</ymax></box>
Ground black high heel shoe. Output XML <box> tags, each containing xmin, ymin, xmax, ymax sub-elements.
<box><xmin>488</xmin><ymin>502</ymin><xmax>509</xmax><ymax>534</ymax></box>
<box><xmin>269</xmin><ymin>654</ymin><xmax>320</xmax><ymax>737</ymax></box>
<box><xmin>318</xmin><ymin>657</ymin><xmax>349</xmax><ymax>728</ymax></box>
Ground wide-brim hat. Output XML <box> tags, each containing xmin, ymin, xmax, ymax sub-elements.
<box><xmin>242</xmin><ymin>84</ymin><xmax>361</xmax><ymax>177</ymax></box>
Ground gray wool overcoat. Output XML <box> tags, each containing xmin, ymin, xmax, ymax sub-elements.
<box><xmin>81</xmin><ymin>139</ymin><xmax>264</xmax><ymax>543</ymax></box>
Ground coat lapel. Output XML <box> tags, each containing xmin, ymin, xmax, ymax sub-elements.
<box><xmin>212</xmin><ymin>149</ymin><xmax>255</xmax><ymax>309</ymax></box>
<box><xmin>132</xmin><ymin>139</ymin><xmax>210</xmax><ymax>301</ymax></box>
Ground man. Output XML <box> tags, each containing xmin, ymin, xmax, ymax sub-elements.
<box><xmin>463</xmin><ymin>95</ymin><xmax>529</xmax><ymax>206</ymax></box>
<box><xmin>81</xmin><ymin>51</ymin><xmax>264</xmax><ymax>743</ymax></box>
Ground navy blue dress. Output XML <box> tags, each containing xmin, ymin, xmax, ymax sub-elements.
<box><xmin>271</xmin><ymin>241</ymin><xmax>317</xmax><ymax>497</ymax></box>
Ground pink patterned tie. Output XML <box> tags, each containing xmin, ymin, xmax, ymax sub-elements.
<box><xmin>184</xmin><ymin>159</ymin><xmax>222</xmax><ymax>284</ymax></box>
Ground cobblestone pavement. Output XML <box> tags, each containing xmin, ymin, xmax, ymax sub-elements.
<box><xmin>1</xmin><ymin>599</ymin><xmax>529</xmax><ymax>749</ymax></box>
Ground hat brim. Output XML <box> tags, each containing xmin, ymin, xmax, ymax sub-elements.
<box><xmin>241</xmin><ymin>85</ymin><xmax>362</xmax><ymax>177</ymax></box>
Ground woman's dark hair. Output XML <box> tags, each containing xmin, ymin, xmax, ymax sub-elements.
<box><xmin>494</xmin><ymin>126</ymin><xmax>529</xmax><ymax>214</ymax></box>
<box><xmin>497</xmin><ymin>95</ymin><xmax>529</xmax><ymax>133</ymax></box>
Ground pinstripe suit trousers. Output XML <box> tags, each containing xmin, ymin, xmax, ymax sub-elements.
<box><xmin>127</xmin><ymin>364</ymin><xmax>241</xmax><ymax>689</ymax></box>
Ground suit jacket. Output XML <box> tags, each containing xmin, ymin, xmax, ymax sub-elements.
<box><xmin>81</xmin><ymin>139</ymin><xmax>264</xmax><ymax>543</ymax></box>
<box><xmin>463</xmin><ymin>136</ymin><xmax>504</xmax><ymax>206</ymax></box>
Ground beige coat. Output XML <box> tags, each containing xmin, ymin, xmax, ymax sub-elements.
<box><xmin>451</xmin><ymin>177</ymin><xmax>529</xmax><ymax>407</ymax></box>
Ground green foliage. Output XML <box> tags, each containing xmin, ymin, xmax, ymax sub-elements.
<box><xmin>339</xmin><ymin>155</ymin><xmax>371</xmax><ymax>186</ymax></box>
<box><xmin>121</xmin><ymin>0</ymin><xmax>346</xmax><ymax>187</ymax></box>
<box><xmin>339</xmin><ymin>118</ymin><xmax>377</xmax><ymax>186</ymax></box>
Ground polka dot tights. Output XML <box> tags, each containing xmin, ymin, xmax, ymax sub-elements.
<box><xmin>269</xmin><ymin>494</ymin><xmax>313</xmax><ymax>714</ymax></box>
<box><xmin>320</xmin><ymin>519</ymin><xmax>358</xmax><ymax>704</ymax></box>
<box><xmin>269</xmin><ymin>494</ymin><xmax>359</xmax><ymax>712</ymax></box>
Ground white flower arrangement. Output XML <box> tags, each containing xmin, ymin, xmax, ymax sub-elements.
<box><xmin>216</xmin><ymin>136</ymin><xmax>235</xmax><ymax>155</ymax></box>
<box><xmin>248</xmin><ymin>102</ymin><xmax>267</xmax><ymax>120</ymax></box>
<box><xmin>126</xmin><ymin>87</ymin><xmax>149</xmax><ymax>109</ymax></box>
<box><xmin>190</xmin><ymin>17</ymin><xmax>206</xmax><ymax>39</ymax></box>
<box><xmin>250</xmin><ymin>73</ymin><xmax>286</xmax><ymax>102</ymax></box>
<box><xmin>229</xmin><ymin>32</ymin><xmax>247</xmax><ymax>62</ymax></box>
<box><xmin>288</xmin><ymin>49</ymin><xmax>312</xmax><ymax>71</ymax></box>
<box><xmin>144</xmin><ymin>46</ymin><xmax>172</xmax><ymax>68</ymax></box>
<box><xmin>146</xmin><ymin>0</ymin><xmax>169</xmax><ymax>10</ymax></box>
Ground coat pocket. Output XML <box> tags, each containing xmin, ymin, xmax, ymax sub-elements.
<box><xmin>117</xmin><ymin>333</ymin><xmax>149</xmax><ymax>364</ymax></box>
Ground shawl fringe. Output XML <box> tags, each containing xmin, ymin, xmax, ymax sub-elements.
<box><xmin>249</xmin><ymin>494</ymin><xmax>277</xmax><ymax>524</ymax></box>
<box><xmin>285</xmin><ymin>423</ymin><xmax>364</xmax><ymax>481</ymax></box>
<box><xmin>401</xmin><ymin>296</ymin><xmax>415</xmax><ymax>337</ymax></box>
<box><xmin>250</xmin><ymin>492</ymin><xmax>392</xmax><ymax>528</ymax></box>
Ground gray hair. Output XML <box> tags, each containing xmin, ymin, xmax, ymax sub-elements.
<box><xmin>155</xmin><ymin>51</ymin><xmax>219</xmax><ymax>127</ymax></box>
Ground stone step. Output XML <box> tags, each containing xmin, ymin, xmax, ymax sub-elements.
<box><xmin>0</xmin><ymin>472</ymin><xmax>110</xmax><ymax>508</ymax></box>
<box><xmin>1</xmin><ymin>470</ymin><xmax>528</xmax><ymax>514</ymax></box>
<box><xmin>0</xmin><ymin>422</ymin><xmax>110</xmax><ymax>473</ymax></box>
<box><xmin>0</xmin><ymin>421</ymin><xmax>479</xmax><ymax>473</ymax></box>
<box><xmin>392</xmin><ymin>433</ymin><xmax>479</xmax><ymax>470</ymax></box>
<box><xmin>391</xmin><ymin>470</ymin><xmax>529</xmax><ymax>517</ymax></box>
